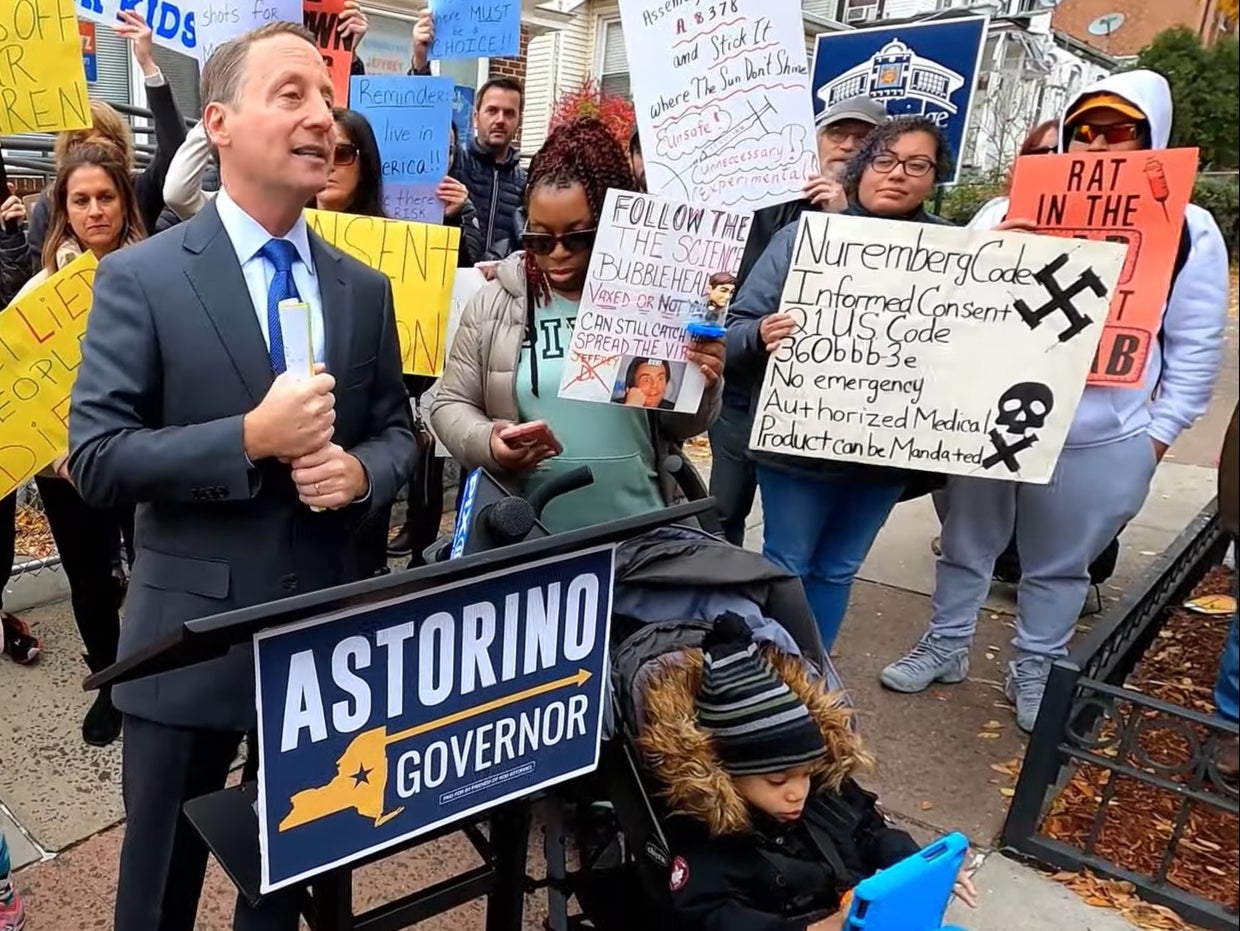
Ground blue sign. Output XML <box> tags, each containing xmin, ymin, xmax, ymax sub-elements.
<box><xmin>428</xmin><ymin>0</ymin><xmax>520</xmax><ymax>60</ymax></box>
<box><xmin>811</xmin><ymin>16</ymin><xmax>987</xmax><ymax>184</ymax></box>
<box><xmin>76</xmin><ymin>0</ymin><xmax>198</xmax><ymax>57</ymax></box>
<box><xmin>80</xmin><ymin>23</ymin><xmax>98</xmax><ymax>83</ymax></box>
<box><xmin>351</xmin><ymin>74</ymin><xmax>454</xmax><ymax>223</ymax></box>
<box><xmin>452</xmin><ymin>84</ymin><xmax>476</xmax><ymax>146</ymax></box>
<box><xmin>254</xmin><ymin>546</ymin><xmax>616</xmax><ymax>892</ymax></box>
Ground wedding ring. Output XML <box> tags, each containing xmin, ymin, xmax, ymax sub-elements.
<box><xmin>314</xmin><ymin>482</ymin><xmax>321</xmax><ymax>496</ymax></box>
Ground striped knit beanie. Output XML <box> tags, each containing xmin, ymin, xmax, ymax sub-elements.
<box><xmin>696</xmin><ymin>613</ymin><xmax>826</xmax><ymax>776</ymax></box>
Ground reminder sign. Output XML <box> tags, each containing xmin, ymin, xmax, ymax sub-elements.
<box><xmin>748</xmin><ymin>214</ymin><xmax>1125</xmax><ymax>483</ymax></box>
<box><xmin>619</xmin><ymin>0</ymin><xmax>817</xmax><ymax>210</ymax></box>
<box><xmin>254</xmin><ymin>546</ymin><xmax>614</xmax><ymax>891</ymax></box>
<box><xmin>305</xmin><ymin>209</ymin><xmax>460</xmax><ymax>376</ymax></box>
<box><xmin>304</xmin><ymin>0</ymin><xmax>355</xmax><ymax>105</ymax></box>
<box><xmin>0</xmin><ymin>0</ymin><xmax>91</xmax><ymax>135</ymax></box>
<box><xmin>1008</xmin><ymin>148</ymin><xmax>1199</xmax><ymax>388</ymax></box>
<box><xmin>0</xmin><ymin>253</ymin><xmax>98</xmax><ymax>499</ymax></box>
<box><xmin>558</xmin><ymin>190</ymin><xmax>750</xmax><ymax>413</ymax></box>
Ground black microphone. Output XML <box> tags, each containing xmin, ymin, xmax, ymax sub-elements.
<box><xmin>526</xmin><ymin>465</ymin><xmax>594</xmax><ymax>518</ymax></box>
<box><xmin>476</xmin><ymin>495</ymin><xmax>536</xmax><ymax>545</ymax></box>
<box><xmin>448</xmin><ymin>468</ymin><xmax>550</xmax><ymax>559</ymax></box>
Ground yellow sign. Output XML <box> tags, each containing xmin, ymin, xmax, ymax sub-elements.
<box><xmin>305</xmin><ymin>210</ymin><xmax>461</xmax><ymax>376</ymax></box>
<box><xmin>0</xmin><ymin>252</ymin><xmax>98</xmax><ymax>498</ymax></box>
<box><xmin>0</xmin><ymin>0</ymin><xmax>91</xmax><ymax>135</ymax></box>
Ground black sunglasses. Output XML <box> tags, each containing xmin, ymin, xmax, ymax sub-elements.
<box><xmin>1025</xmin><ymin>145</ymin><xmax>1056</xmax><ymax>156</ymax></box>
<box><xmin>332</xmin><ymin>143</ymin><xmax>359</xmax><ymax>167</ymax></box>
<box><xmin>520</xmin><ymin>228</ymin><xmax>597</xmax><ymax>256</ymax></box>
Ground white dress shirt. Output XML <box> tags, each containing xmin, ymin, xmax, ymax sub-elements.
<box><xmin>215</xmin><ymin>188</ymin><xmax>326</xmax><ymax>366</ymax></box>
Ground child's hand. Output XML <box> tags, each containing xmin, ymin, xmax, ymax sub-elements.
<box><xmin>953</xmin><ymin>865</ymin><xmax>979</xmax><ymax>909</ymax></box>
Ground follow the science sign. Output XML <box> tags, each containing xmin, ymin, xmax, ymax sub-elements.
<box><xmin>811</xmin><ymin>15</ymin><xmax>987</xmax><ymax>184</ymax></box>
<box><xmin>254</xmin><ymin>546</ymin><xmax>615</xmax><ymax>892</ymax></box>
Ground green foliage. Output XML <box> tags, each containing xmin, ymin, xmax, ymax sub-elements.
<box><xmin>1135</xmin><ymin>28</ymin><xmax>1240</xmax><ymax>170</ymax></box>
<box><xmin>1194</xmin><ymin>174</ymin><xmax>1239</xmax><ymax>256</ymax></box>
<box><xmin>935</xmin><ymin>170</ymin><xmax>1006</xmax><ymax>225</ymax></box>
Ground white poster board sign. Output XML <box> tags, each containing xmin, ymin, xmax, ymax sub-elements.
<box><xmin>558</xmin><ymin>190</ymin><xmax>751</xmax><ymax>413</ymax></box>
<box><xmin>195</xmin><ymin>0</ymin><xmax>302</xmax><ymax>64</ymax></box>
<box><xmin>618</xmin><ymin>0</ymin><xmax>817</xmax><ymax>210</ymax></box>
<box><xmin>749</xmin><ymin>214</ymin><xmax>1126</xmax><ymax>483</ymax></box>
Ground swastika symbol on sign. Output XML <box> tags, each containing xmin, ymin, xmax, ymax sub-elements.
<box><xmin>1013</xmin><ymin>254</ymin><xmax>1104</xmax><ymax>343</ymax></box>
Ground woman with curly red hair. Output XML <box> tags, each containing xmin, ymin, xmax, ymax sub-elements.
<box><xmin>431</xmin><ymin>118</ymin><xmax>724</xmax><ymax>532</ymax></box>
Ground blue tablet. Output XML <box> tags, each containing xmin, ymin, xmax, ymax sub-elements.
<box><xmin>844</xmin><ymin>832</ymin><xmax>969</xmax><ymax>931</ymax></box>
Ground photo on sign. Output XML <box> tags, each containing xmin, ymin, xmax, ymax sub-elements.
<box><xmin>747</xmin><ymin>212</ymin><xmax>1127</xmax><ymax>484</ymax></box>
<box><xmin>557</xmin><ymin>190</ymin><xmax>751</xmax><ymax>412</ymax></box>
<box><xmin>810</xmin><ymin>16</ymin><xmax>987</xmax><ymax>184</ymax></box>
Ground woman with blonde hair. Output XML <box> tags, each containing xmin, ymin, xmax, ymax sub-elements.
<box><xmin>9</xmin><ymin>141</ymin><xmax>147</xmax><ymax>746</ymax></box>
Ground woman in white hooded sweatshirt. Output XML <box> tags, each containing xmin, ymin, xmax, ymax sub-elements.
<box><xmin>880</xmin><ymin>70</ymin><xmax>1230</xmax><ymax>732</ymax></box>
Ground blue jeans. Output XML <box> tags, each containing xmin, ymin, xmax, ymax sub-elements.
<box><xmin>1216</xmin><ymin>552</ymin><xmax>1239</xmax><ymax>724</ymax></box>
<box><xmin>756</xmin><ymin>465</ymin><xmax>903</xmax><ymax>651</ymax></box>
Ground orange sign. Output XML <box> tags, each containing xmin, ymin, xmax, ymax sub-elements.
<box><xmin>304</xmin><ymin>0</ymin><xmax>354</xmax><ymax>106</ymax></box>
<box><xmin>1008</xmin><ymin>147</ymin><xmax>1199</xmax><ymax>388</ymax></box>
<box><xmin>79</xmin><ymin>20</ymin><xmax>95</xmax><ymax>55</ymax></box>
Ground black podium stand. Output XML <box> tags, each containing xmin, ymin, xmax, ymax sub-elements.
<box><xmin>87</xmin><ymin>500</ymin><xmax>712</xmax><ymax>931</ymax></box>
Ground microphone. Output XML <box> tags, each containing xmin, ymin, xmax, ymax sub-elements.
<box><xmin>526</xmin><ymin>466</ymin><xmax>594</xmax><ymax>518</ymax></box>
<box><xmin>448</xmin><ymin>467</ymin><xmax>549</xmax><ymax>559</ymax></box>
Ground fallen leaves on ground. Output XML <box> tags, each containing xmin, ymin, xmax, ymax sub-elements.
<box><xmin>14</xmin><ymin>505</ymin><xmax>55</xmax><ymax>560</ymax></box>
<box><xmin>1041</xmin><ymin>567</ymin><xmax>1239</xmax><ymax>921</ymax></box>
<box><xmin>1051</xmin><ymin>871</ymin><xmax>1197</xmax><ymax>930</ymax></box>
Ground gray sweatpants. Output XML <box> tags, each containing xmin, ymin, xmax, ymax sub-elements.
<box><xmin>929</xmin><ymin>431</ymin><xmax>1158</xmax><ymax>657</ymax></box>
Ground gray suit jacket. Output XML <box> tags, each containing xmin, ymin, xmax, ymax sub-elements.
<box><xmin>69</xmin><ymin>202</ymin><xmax>416</xmax><ymax>731</ymax></box>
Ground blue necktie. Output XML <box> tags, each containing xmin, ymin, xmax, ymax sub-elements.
<box><xmin>259</xmin><ymin>238</ymin><xmax>301</xmax><ymax>374</ymax></box>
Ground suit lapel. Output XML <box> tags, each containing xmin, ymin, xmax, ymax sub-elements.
<box><xmin>182</xmin><ymin>203</ymin><xmax>273</xmax><ymax>404</ymax></box>
<box><xmin>311</xmin><ymin>234</ymin><xmax>353</xmax><ymax>378</ymax></box>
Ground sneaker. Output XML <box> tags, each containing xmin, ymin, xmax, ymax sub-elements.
<box><xmin>0</xmin><ymin>614</ymin><xmax>40</xmax><ymax>666</ymax></box>
<box><xmin>0</xmin><ymin>894</ymin><xmax>26</xmax><ymax>931</ymax></box>
<box><xmin>82</xmin><ymin>688</ymin><xmax>122</xmax><ymax>747</ymax></box>
<box><xmin>880</xmin><ymin>634</ymin><xmax>970</xmax><ymax>693</ymax></box>
<box><xmin>386</xmin><ymin>526</ymin><xmax>413</xmax><ymax>558</ymax></box>
<box><xmin>1005</xmin><ymin>655</ymin><xmax>1053</xmax><ymax>733</ymax></box>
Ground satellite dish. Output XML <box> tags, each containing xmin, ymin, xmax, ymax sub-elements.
<box><xmin>1088</xmin><ymin>12</ymin><xmax>1125</xmax><ymax>35</ymax></box>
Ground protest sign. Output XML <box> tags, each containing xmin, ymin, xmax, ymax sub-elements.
<box><xmin>305</xmin><ymin>209</ymin><xmax>460</xmax><ymax>376</ymax></box>
<box><xmin>1008</xmin><ymin>148</ymin><xmax>1199</xmax><ymax>389</ymax></box>
<box><xmin>351</xmin><ymin>75</ymin><xmax>454</xmax><ymax>224</ymax></box>
<box><xmin>557</xmin><ymin>190</ymin><xmax>750</xmax><ymax>412</ymax></box>
<box><xmin>195</xmin><ymin>0</ymin><xmax>301</xmax><ymax>64</ymax></box>
<box><xmin>748</xmin><ymin>213</ymin><xmax>1126</xmax><ymax>483</ymax></box>
<box><xmin>428</xmin><ymin>0</ymin><xmax>519</xmax><ymax>59</ymax></box>
<box><xmin>0</xmin><ymin>0</ymin><xmax>91</xmax><ymax>135</ymax></box>
<box><xmin>810</xmin><ymin>16</ymin><xmax>986</xmax><ymax>184</ymax></box>
<box><xmin>76</xmin><ymin>0</ymin><xmax>197</xmax><ymax>58</ymax></box>
<box><xmin>452</xmin><ymin>84</ymin><xmax>475</xmax><ymax>145</ymax></box>
<box><xmin>304</xmin><ymin>0</ymin><xmax>355</xmax><ymax>105</ymax></box>
<box><xmin>0</xmin><ymin>253</ymin><xmax>98</xmax><ymax>499</ymax></box>
<box><xmin>619</xmin><ymin>0</ymin><xmax>816</xmax><ymax>210</ymax></box>
<box><xmin>254</xmin><ymin>545</ymin><xmax>615</xmax><ymax>891</ymax></box>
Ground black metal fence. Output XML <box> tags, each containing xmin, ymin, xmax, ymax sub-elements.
<box><xmin>1001</xmin><ymin>501</ymin><xmax>1239</xmax><ymax>930</ymax></box>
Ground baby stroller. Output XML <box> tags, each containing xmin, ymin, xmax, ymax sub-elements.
<box><xmin>534</xmin><ymin>524</ymin><xmax>845</xmax><ymax>931</ymax></box>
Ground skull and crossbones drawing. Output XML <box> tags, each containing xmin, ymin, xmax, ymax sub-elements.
<box><xmin>982</xmin><ymin>382</ymin><xmax>1056</xmax><ymax>473</ymax></box>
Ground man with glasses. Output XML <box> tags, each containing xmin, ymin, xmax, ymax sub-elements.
<box><xmin>710</xmin><ymin>96</ymin><xmax>888</xmax><ymax>548</ymax></box>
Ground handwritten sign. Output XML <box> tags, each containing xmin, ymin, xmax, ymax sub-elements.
<box><xmin>351</xmin><ymin>75</ymin><xmax>454</xmax><ymax>224</ymax></box>
<box><xmin>0</xmin><ymin>253</ymin><xmax>98</xmax><ymax>499</ymax></box>
<box><xmin>306</xmin><ymin>209</ymin><xmax>460</xmax><ymax>376</ymax></box>
<box><xmin>304</xmin><ymin>0</ymin><xmax>353</xmax><ymax>105</ymax></box>
<box><xmin>452</xmin><ymin>84</ymin><xmax>475</xmax><ymax>145</ymax></box>
<box><xmin>1008</xmin><ymin>148</ymin><xmax>1199</xmax><ymax>389</ymax></box>
<box><xmin>195</xmin><ymin>0</ymin><xmax>301</xmax><ymax>64</ymax></box>
<box><xmin>0</xmin><ymin>0</ymin><xmax>91</xmax><ymax>135</ymax></box>
<box><xmin>620</xmin><ymin>0</ymin><xmax>816</xmax><ymax>210</ymax></box>
<box><xmin>75</xmin><ymin>0</ymin><xmax>198</xmax><ymax>57</ymax></box>
<box><xmin>428</xmin><ymin>0</ymin><xmax>519</xmax><ymax>59</ymax></box>
<box><xmin>255</xmin><ymin>546</ymin><xmax>614</xmax><ymax>891</ymax></box>
<box><xmin>558</xmin><ymin>190</ymin><xmax>750</xmax><ymax>413</ymax></box>
<box><xmin>748</xmin><ymin>214</ymin><xmax>1126</xmax><ymax>483</ymax></box>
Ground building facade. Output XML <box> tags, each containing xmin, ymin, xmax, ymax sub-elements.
<box><xmin>1050</xmin><ymin>0</ymin><xmax>1226</xmax><ymax>58</ymax></box>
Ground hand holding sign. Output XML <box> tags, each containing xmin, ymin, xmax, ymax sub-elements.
<box><xmin>411</xmin><ymin>9</ymin><xmax>433</xmax><ymax>72</ymax></box>
<box><xmin>113</xmin><ymin>9</ymin><xmax>157</xmax><ymax>77</ymax></box>
<box><xmin>289</xmin><ymin>441</ymin><xmax>369</xmax><ymax>509</ymax></box>
<box><xmin>242</xmin><ymin>365</ymin><xmax>336</xmax><ymax>462</ymax></box>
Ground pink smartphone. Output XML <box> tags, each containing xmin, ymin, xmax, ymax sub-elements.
<box><xmin>500</xmin><ymin>420</ymin><xmax>562</xmax><ymax>455</ymax></box>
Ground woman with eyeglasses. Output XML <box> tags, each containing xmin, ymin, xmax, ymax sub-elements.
<box><xmin>882</xmin><ymin>71</ymin><xmax>1228</xmax><ymax>736</ymax></box>
<box><xmin>724</xmin><ymin>116</ymin><xmax>978</xmax><ymax>654</ymax></box>
<box><xmin>430</xmin><ymin>118</ymin><xmax>724</xmax><ymax>533</ymax></box>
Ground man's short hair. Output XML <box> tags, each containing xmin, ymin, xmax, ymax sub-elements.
<box><xmin>476</xmin><ymin>77</ymin><xmax>524</xmax><ymax>110</ymax></box>
<box><xmin>201</xmin><ymin>21</ymin><xmax>319</xmax><ymax>108</ymax></box>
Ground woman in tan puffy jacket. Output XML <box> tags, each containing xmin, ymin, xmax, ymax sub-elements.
<box><xmin>431</xmin><ymin>120</ymin><xmax>724</xmax><ymax>533</ymax></box>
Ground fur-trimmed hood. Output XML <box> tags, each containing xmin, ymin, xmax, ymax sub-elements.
<box><xmin>638</xmin><ymin>646</ymin><xmax>874</xmax><ymax>837</ymax></box>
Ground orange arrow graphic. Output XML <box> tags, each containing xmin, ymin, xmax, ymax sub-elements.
<box><xmin>278</xmin><ymin>668</ymin><xmax>593</xmax><ymax>832</ymax></box>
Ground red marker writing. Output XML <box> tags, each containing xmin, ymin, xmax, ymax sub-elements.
<box><xmin>1144</xmin><ymin>157</ymin><xmax>1171</xmax><ymax>222</ymax></box>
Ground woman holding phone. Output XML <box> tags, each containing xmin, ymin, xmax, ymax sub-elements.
<box><xmin>430</xmin><ymin>119</ymin><xmax>724</xmax><ymax>533</ymax></box>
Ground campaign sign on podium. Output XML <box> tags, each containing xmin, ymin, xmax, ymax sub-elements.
<box><xmin>253</xmin><ymin>546</ymin><xmax>615</xmax><ymax>892</ymax></box>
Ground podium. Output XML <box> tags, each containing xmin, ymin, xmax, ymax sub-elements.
<box><xmin>87</xmin><ymin>500</ymin><xmax>712</xmax><ymax>931</ymax></box>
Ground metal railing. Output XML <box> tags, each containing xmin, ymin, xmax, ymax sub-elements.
<box><xmin>1001</xmin><ymin>501</ymin><xmax>1238</xmax><ymax>930</ymax></box>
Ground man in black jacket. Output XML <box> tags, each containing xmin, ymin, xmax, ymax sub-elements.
<box><xmin>409</xmin><ymin>11</ymin><xmax>526</xmax><ymax>259</ymax></box>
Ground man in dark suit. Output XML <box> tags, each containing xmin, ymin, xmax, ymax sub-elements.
<box><xmin>68</xmin><ymin>21</ymin><xmax>415</xmax><ymax>931</ymax></box>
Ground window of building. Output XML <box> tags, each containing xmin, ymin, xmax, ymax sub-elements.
<box><xmin>835</xmin><ymin>0</ymin><xmax>885</xmax><ymax>24</ymax></box>
<box><xmin>598</xmin><ymin>19</ymin><xmax>630</xmax><ymax>99</ymax></box>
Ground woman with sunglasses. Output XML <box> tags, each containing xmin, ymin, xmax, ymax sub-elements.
<box><xmin>725</xmin><ymin>116</ymin><xmax>970</xmax><ymax>654</ymax></box>
<box><xmin>882</xmin><ymin>70</ymin><xmax>1228</xmax><ymax>735</ymax></box>
<box><xmin>430</xmin><ymin>118</ymin><xmax>724</xmax><ymax>533</ymax></box>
